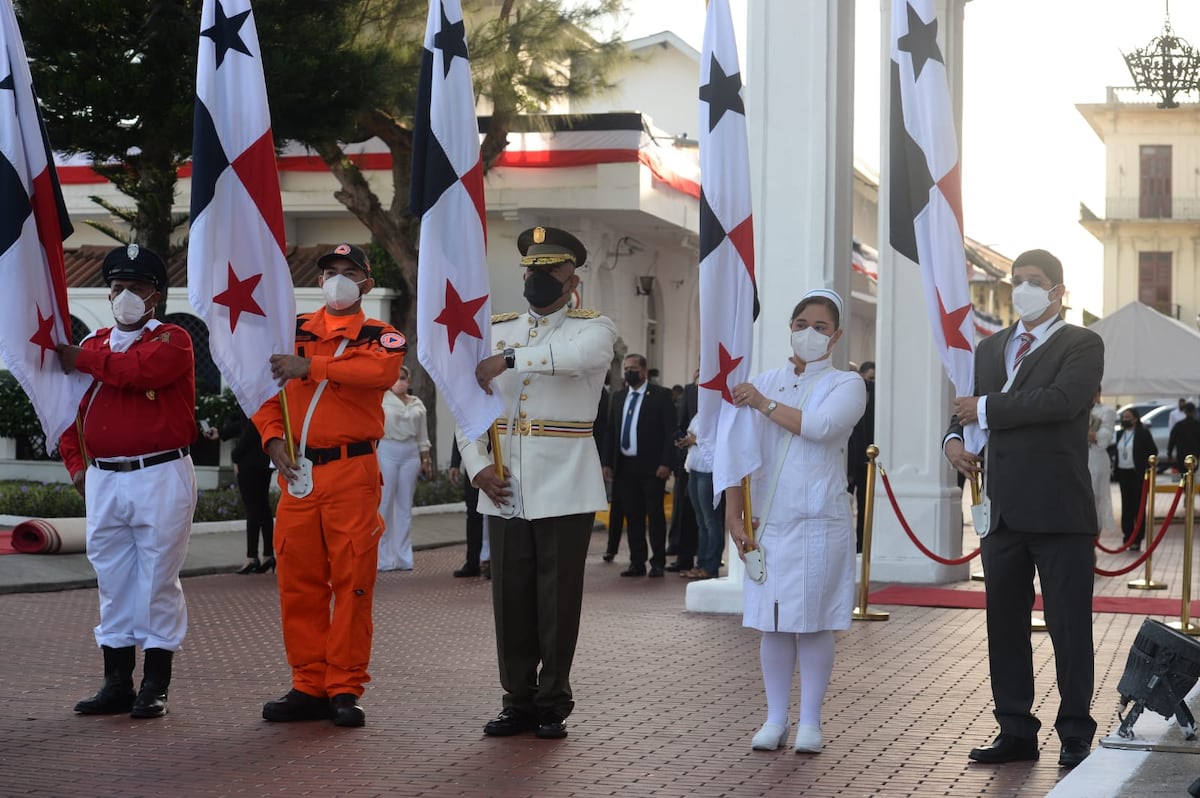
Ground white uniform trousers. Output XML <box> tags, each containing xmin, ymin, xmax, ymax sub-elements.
<box><xmin>85</xmin><ymin>456</ymin><xmax>197</xmax><ymax>651</ymax></box>
<box><xmin>377</xmin><ymin>438</ymin><xmax>419</xmax><ymax>571</ymax></box>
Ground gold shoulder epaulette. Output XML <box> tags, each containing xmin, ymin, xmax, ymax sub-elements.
<box><xmin>566</xmin><ymin>309</ymin><xmax>600</xmax><ymax>319</ymax></box>
<box><xmin>491</xmin><ymin>312</ymin><xmax>520</xmax><ymax>323</ymax></box>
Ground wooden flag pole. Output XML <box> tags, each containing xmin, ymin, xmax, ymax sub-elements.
<box><xmin>74</xmin><ymin>412</ymin><xmax>90</xmax><ymax>469</ymax></box>
<box><xmin>489</xmin><ymin>421</ymin><xmax>506</xmax><ymax>479</ymax></box>
<box><xmin>741</xmin><ymin>475</ymin><xmax>755</xmax><ymax>548</ymax></box>
<box><xmin>278</xmin><ymin>390</ymin><xmax>297</xmax><ymax>464</ymax></box>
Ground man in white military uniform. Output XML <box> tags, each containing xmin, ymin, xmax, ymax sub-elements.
<box><xmin>459</xmin><ymin>226</ymin><xmax>617</xmax><ymax>740</ymax></box>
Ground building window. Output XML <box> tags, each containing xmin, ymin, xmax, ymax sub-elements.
<box><xmin>1138</xmin><ymin>251</ymin><xmax>1172</xmax><ymax>314</ymax></box>
<box><xmin>1139</xmin><ymin>145</ymin><xmax>1171</xmax><ymax>218</ymax></box>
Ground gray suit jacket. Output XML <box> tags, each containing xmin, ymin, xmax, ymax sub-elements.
<box><xmin>947</xmin><ymin>320</ymin><xmax>1104</xmax><ymax>535</ymax></box>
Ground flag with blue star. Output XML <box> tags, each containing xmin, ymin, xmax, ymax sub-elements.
<box><xmin>697</xmin><ymin>0</ymin><xmax>762</xmax><ymax>500</ymax></box>
<box><xmin>889</xmin><ymin>0</ymin><xmax>982</xmax><ymax>452</ymax></box>
<box><xmin>411</xmin><ymin>0</ymin><xmax>503</xmax><ymax>441</ymax></box>
<box><xmin>0</xmin><ymin>0</ymin><xmax>89</xmax><ymax>447</ymax></box>
<box><xmin>188</xmin><ymin>0</ymin><xmax>295</xmax><ymax>417</ymax></box>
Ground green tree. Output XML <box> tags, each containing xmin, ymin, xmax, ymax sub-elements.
<box><xmin>17</xmin><ymin>0</ymin><xmax>392</xmax><ymax>259</ymax></box>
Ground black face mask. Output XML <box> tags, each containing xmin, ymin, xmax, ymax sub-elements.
<box><xmin>1121</xmin><ymin>420</ymin><xmax>1133</xmax><ymax>429</ymax></box>
<box><xmin>624</xmin><ymin>370</ymin><xmax>643</xmax><ymax>388</ymax></box>
<box><xmin>523</xmin><ymin>269</ymin><xmax>566</xmax><ymax>309</ymax></box>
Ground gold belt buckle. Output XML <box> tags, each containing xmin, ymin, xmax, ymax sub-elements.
<box><xmin>517</xmin><ymin>419</ymin><xmax>532</xmax><ymax>435</ymax></box>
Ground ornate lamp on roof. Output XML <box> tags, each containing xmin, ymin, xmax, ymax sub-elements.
<box><xmin>1123</xmin><ymin>1</ymin><xmax>1200</xmax><ymax>109</ymax></box>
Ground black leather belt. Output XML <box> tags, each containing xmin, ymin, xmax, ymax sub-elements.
<box><xmin>94</xmin><ymin>446</ymin><xmax>190</xmax><ymax>473</ymax></box>
<box><xmin>304</xmin><ymin>440</ymin><xmax>375</xmax><ymax>466</ymax></box>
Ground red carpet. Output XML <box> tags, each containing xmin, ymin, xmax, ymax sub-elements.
<box><xmin>869</xmin><ymin>585</ymin><xmax>1200</xmax><ymax>616</ymax></box>
<box><xmin>0</xmin><ymin>530</ymin><xmax>17</xmax><ymax>556</ymax></box>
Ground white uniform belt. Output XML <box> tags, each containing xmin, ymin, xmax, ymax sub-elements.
<box><xmin>495</xmin><ymin>419</ymin><xmax>593</xmax><ymax>438</ymax></box>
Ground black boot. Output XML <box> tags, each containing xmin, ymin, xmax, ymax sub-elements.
<box><xmin>130</xmin><ymin>648</ymin><xmax>173</xmax><ymax>719</ymax></box>
<box><xmin>74</xmin><ymin>645</ymin><xmax>136</xmax><ymax>714</ymax></box>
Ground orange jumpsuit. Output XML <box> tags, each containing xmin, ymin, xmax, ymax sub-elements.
<box><xmin>252</xmin><ymin>308</ymin><xmax>405</xmax><ymax>698</ymax></box>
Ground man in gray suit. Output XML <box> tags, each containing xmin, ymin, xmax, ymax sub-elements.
<box><xmin>944</xmin><ymin>249</ymin><xmax>1103</xmax><ymax>770</ymax></box>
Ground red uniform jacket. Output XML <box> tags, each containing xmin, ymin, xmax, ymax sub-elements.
<box><xmin>58</xmin><ymin>322</ymin><xmax>197</xmax><ymax>478</ymax></box>
<box><xmin>252</xmin><ymin>309</ymin><xmax>406</xmax><ymax>450</ymax></box>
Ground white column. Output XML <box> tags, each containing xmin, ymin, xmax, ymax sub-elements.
<box><xmin>869</xmin><ymin>0</ymin><xmax>970</xmax><ymax>583</ymax></box>
<box><xmin>687</xmin><ymin>0</ymin><xmax>856</xmax><ymax>613</ymax></box>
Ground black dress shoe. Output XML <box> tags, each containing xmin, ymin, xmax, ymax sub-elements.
<box><xmin>620</xmin><ymin>566</ymin><xmax>646</xmax><ymax>577</ymax></box>
<box><xmin>968</xmin><ymin>734</ymin><xmax>1039</xmax><ymax>764</ymax></box>
<box><xmin>74</xmin><ymin>684</ymin><xmax>136</xmax><ymax>715</ymax></box>
<box><xmin>602</xmin><ymin>553</ymin><xmax>615</xmax><ymax>563</ymax></box>
<box><xmin>1058</xmin><ymin>737</ymin><xmax>1090</xmax><ymax>768</ymax></box>
<box><xmin>453</xmin><ymin>563</ymin><xmax>481</xmax><ymax>577</ymax></box>
<box><xmin>130</xmin><ymin>683</ymin><xmax>168</xmax><ymax>718</ymax></box>
<box><xmin>648</xmin><ymin>566</ymin><xmax>665</xmax><ymax>577</ymax></box>
<box><xmin>536</xmin><ymin>717</ymin><xmax>568</xmax><ymax>739</ymax></box>
<box><xmin>483</xmin><ymin>708</ymin><xmax>538</xmax><ymax>737</ymax></box>
<box><xmin>262</xmin><ymin>689</ymin><xmax>331</xmax><ymax>722</ymax></box>
<box><xmin>331</xmin><ymin>693</ymin><xmax>365</xmax><ymax>727</ymax></box>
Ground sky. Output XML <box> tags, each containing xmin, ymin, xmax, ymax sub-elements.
<box><xmin>615</xmin><ymin>0</ymin><xmax>1200</xmax><ymax>318</ymax></box>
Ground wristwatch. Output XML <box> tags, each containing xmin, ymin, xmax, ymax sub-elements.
<box><xmin>503</xmin><ymin>347</ymin><xmax>516</xmax><ymax>369</ymax></box>
<box><xmin>764</xmin><ymin>400</ymin><xmax>778</xmax><ymax>417</ymax></box>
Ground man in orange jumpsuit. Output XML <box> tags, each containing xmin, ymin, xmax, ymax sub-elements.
<box><xmin>253</xmin><ymin>243</ymin><xmax>405</xmax><ymax>727</ymax></box>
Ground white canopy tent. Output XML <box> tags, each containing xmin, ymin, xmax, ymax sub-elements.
<box><xmin>1089</xmin><ymin>301</ymin><xmax>1200</xmax><ymax>397</ymax></box>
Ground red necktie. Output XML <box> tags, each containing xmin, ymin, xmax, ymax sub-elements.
<box><xmin>1013</xmin><ymin>332</ymin><xmax>1035</xmax><ymax>370</ymax></box>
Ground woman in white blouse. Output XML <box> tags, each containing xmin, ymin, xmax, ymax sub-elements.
<box><xmin>377</xmin><ymin>366</ymin><xmax>432</xmax><ymax>571</ymax></box>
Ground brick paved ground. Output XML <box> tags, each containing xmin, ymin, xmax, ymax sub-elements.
<box><xmin>0</xmin><ymin>481</ymin><xmax>1196</xmax><ymax>797</ymax></box>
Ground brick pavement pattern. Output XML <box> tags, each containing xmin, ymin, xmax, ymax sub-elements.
<box><xmin>0</xmin><ymin>499</ymin><xmax>1193</xmax><ymax>797</ymax></box>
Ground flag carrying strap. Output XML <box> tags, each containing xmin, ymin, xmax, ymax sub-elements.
<box><xmin>754</xmin><ymin>369</ymin><xmax>835</xmax><ymax>527</ymax></box>
<box><xmin>296</xmin><ymin>338</ymin><xmax>350</xmax><ymax>455</ymax></box>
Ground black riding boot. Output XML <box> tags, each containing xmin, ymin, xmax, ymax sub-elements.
<box><xmin>130</xmin><ymin>648</ymin><xmax>173</xmax><ymax>719</ymax></box>
<box><xmin>74</xmin><ymin>645</ymin><xmax>136</xmax><ymax>714</ymax></box>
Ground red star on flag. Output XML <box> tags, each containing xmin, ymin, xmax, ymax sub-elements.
<box><xmin>434</xmin><ymin>279</ymin><xmax>487</xmax><ymax>353</ymax></box>
<box><xmin>29</xmin><ymin>304</ymin><xmax>56</xmax><ymax>367</ymax></box>
<box><xmin>937</xmin><ymin>289</ymin><xmax>972</xmax><ymax>352</ymax></box>
<box><xmin>212</xmin><ymin>263</ymin><xmax>265</xmax><ymax>332</ymax></box>
<box><xmin>699</xmin><ymin>342</ymin><xmax>744</xmax><ymax>404</ymax></box>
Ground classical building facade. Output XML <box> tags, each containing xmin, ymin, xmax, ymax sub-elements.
<box><xmin>1078</xmin><ymin>87</ymin><xmax>1200</xmax><ymax>326</ymax></box>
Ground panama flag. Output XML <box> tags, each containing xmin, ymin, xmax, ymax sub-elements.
<box><xmin>188</xmin><ymin>0</ymin><xmax>295</xmax><ymax>417</ymax></box>
<box><xmin>411</xmin><ymin>0</ymin><xmax>503</xmax><ymax>441</ymax></box>
<box><xmin>696</xmin><ymin>0</ymin><xmax>761</xmax><ymax>500</ymax></box>
<box><xmin>0</xmin><ymin>0</ymin><xmax>90</xmax><ymax>448</ymax></box>
<box><xmin>890</xmin><ymin>0</ymin><xmax>983</xmax><ymax>452</ymax></box>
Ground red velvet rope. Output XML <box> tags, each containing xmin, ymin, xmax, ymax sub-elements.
<box><xmin>878</xmin><ymin>468</ymin><xmax>981</xmax><ymax>566</ymax></box>
<box><xmin>1094</xmin><ymin>472</ymin><xmax>1151</xmax><ymax>554</ymax></box>
<box><xmin>1094</xmin><ymin>483</ymin><xmax>1185</xmax><ymax>577</ymax></box>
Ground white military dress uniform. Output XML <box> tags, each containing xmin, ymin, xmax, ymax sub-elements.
<box><xmin>457</xmin><ymin>306</ymin><xmax>616</xmax><ymax>519</ymax></box>
<box><xmin>457</xmin><ymin>303</ymin><xmax>616</xmax><ymax>727</ymax></box>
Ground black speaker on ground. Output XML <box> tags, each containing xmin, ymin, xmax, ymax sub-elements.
<box><xmin>1117</xmin><ymin>618</ymin><xmax>1200</xmax><ymax>740</ymax></box>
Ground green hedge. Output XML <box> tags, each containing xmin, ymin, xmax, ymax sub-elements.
<box><xmin>0</xmin><ymin>472</ymin><xmax>465</xmax><ymax>521</ymax></box>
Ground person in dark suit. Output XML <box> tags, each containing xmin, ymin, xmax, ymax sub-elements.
<box><xmin>449</xmin><ymin>437</ymin><xmax>487</xmax><ymax>578</ymax></box>
<box><xmin>666</xmin><ymin>379</ymin><xmax>700</xmax><ymax>572</ymax></box>
<box><xmin>944</xmin><ymin>249</ymin><xmax>1104</xmax><ymax>770</ymax></box>
<box><xmin>846</xmin><ymin>361</ymin><xmax>875</xmax><ymax>553</ymax></box>
<box><xmin>206</xmin><ymin>411</ymin><xmax>275</xmax><ymax>574</ymax></box>
<box><xmin>602</xmin><ymin>354</ymin><xmax>677</xmax><ymax>577</ymax></box>
<box><xmin>1113</xmin><ymin>407</ymin><xmax>1158</xmax><ymax>550</ymax></box>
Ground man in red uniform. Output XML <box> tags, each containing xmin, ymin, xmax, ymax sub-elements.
<box><xmin>253</xmin><ymin>243</ymin><xmax>405</xmax><ymax>727</ymax></box>
<box><xmin>57</xmin><ymin>244</ymin><xmax>198</xmax><ymax>719</ymax></box>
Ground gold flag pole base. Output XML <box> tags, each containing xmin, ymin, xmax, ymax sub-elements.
<box><xmin>1128</xmin><ymin>579</ymin><xmax>1169</xmax><ymax>591</ymax></box>
<box><xmin>1031</xmin><ymin>616</ymin><xmax>1047</xmax><ymax>632</ymax></box>
<box><xmin>1167</xmin><ymin>621</ymin><xmax>1200</xmax><ymax>636</ymax></box>
<box><xmin>852</xmin><ymin>606</ymin><xmax>889</xmax><ymax>621</ymax></box>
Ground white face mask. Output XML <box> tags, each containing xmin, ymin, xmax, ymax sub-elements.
<box><xmin>791</xmin><ymin>327</ymin><xmax>831</xmax><ymax>362</ymax></box>
<box><xmin>111</xmin><ymin>289</ymin><xmax>150</xmax><ymax>326</ymax></box>
<box><xmin>1011</xmin><ymin>281</ymin><xmax>1055</xmax><ymax>323</ymax></box>
<box><xmin>322</xmin><ymin>274</ymin><xmax>365</xmax><ymax>310</ymax></box>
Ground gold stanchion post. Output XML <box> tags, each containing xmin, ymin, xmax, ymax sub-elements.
<box><xmin>1168</xmin><ymin>456</ymin><xmax>1199</xmax><ymax>635</ymax></box>
<box><xmin>1129</xmin><ymin>456</ymin><xmax>1167</xmax><ymax>591</ymax></box>
<box><xmin>853</xmin><ymin>445</ymin><xmax>888</xmax><ymax>621</ymax></box>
